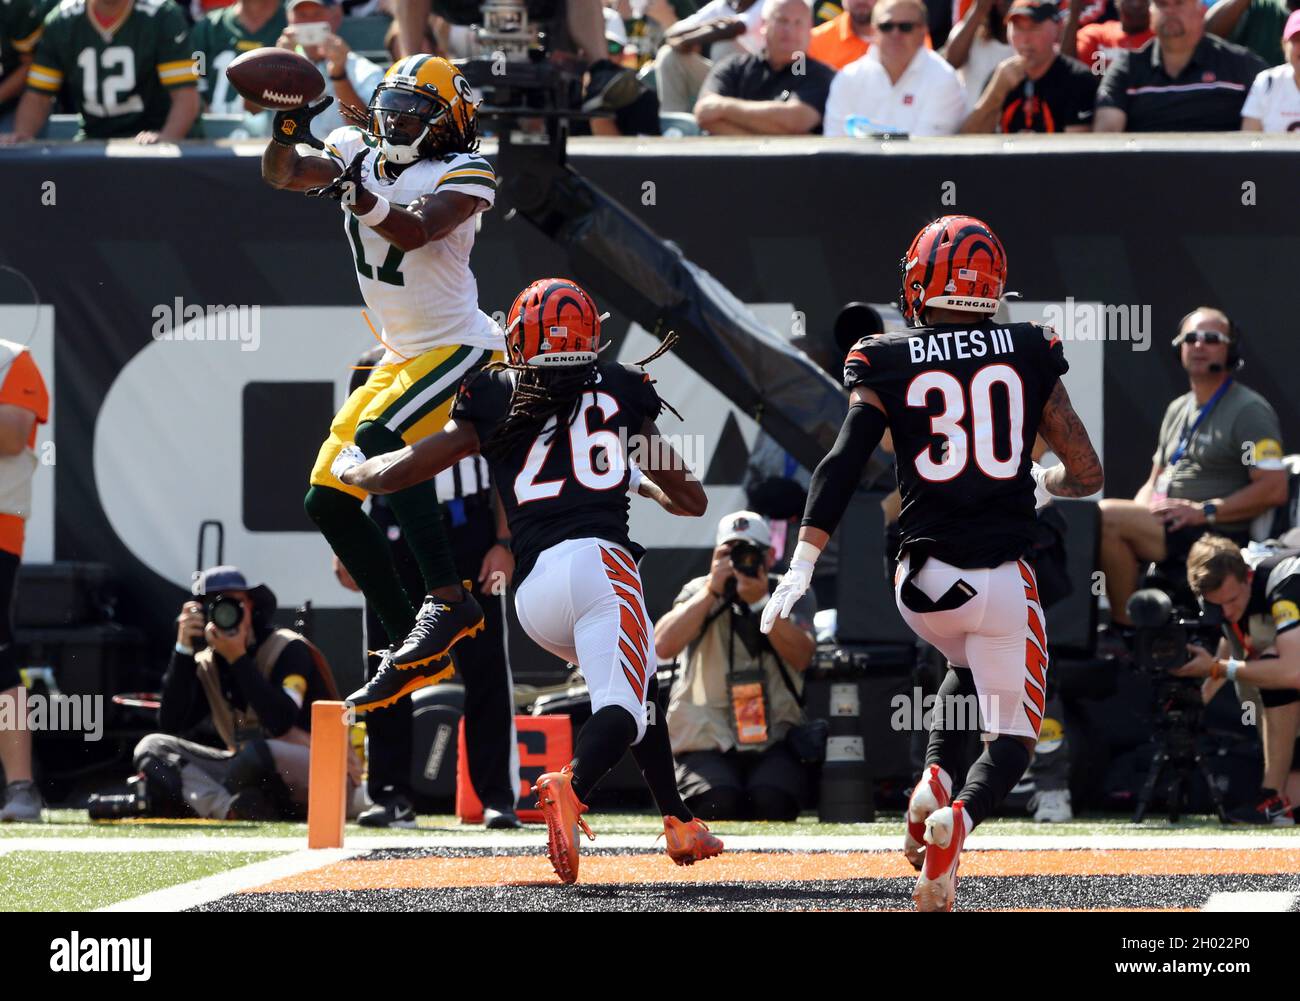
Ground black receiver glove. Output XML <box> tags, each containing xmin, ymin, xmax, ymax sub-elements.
<box><xmin>307</xmin><ymin>149</ymin><xmax>367</xmax><ymax>201</ymax></box>
<box><xmin>271</xmin><ymin>96</ymin><xmax>334</xmax><ymax>149</ymax></box>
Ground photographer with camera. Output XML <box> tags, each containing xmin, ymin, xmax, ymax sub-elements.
<box><xmin>1171</xmin><ymin>534</ymin><xmax>1300</xmax><ymax>824</ymax></box>
<box><xmin>654</xmin><ymin>511</ymin><xmax>816</xmax><ymax>821</ymax></box>
<box><xmin>104</xmin><ymin>566</ymin><xmax>359</xmax><ymax>821</ymax></box>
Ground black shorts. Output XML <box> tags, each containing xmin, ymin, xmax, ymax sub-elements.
<box><xmin>1260</xmin><ymin>687</ymin><xmax>1300</xmax><ymax>709</ymax></box>
<box><xmin>1163</xmin><ymin>523</ymin><xmax>1247</xmax><ymax>564</ymax></box>
<box><xmin>675</xmin><ymin>742</ymin><xmax>809</xmax><ymax>805</ymax></box>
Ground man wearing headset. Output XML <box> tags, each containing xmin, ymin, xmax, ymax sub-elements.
<box><xmin>1099</xmin><ymin>306</ymin><xmax>1288</xmax><ymax>628</ymax></box>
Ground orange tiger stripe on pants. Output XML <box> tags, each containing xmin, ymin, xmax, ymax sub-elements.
<box><xmin>894</xmin><ymin>553</ymin><xmax>1049</xmax><ymax>740</ymax></box>
<box><xmin>513</xmin><ymin>538</ymin><xmax>657</xmax><ymax>742</ymax></box>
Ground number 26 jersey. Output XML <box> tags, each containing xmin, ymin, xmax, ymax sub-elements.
<box><xmin>452</xmin><ymin>363</ymin><xmax>665</xmax><ymax>583</ymax></box>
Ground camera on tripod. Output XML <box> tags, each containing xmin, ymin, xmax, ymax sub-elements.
<box><xmin>1125</xmin><ymin>585</ymin><xmax>1228</xmax><ymax>823</ymax></box>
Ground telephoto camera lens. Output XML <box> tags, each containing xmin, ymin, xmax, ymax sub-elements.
<box><xmin>729</xmin><ymin>541</ymin><xmax>764</xmax><ymax>578</ymax></box>
<box><xmin>87</xmin><ymin>775</ymin><xmax>149</xmax><ymax>820</ymax></box>
<box><xmin>208</xmin><ymin>594</ymin><xmax>244</xmax><ymax>631</ymax></box>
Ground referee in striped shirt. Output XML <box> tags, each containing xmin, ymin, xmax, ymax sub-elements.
<box><xmin>340</xmin><ymin>346</ymin><xmax>520</xmax><ymax>828</ymax></box>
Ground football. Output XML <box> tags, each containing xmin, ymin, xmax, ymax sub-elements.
<box><xmin>224</xmin><ymin>47</ymin><xmax>325</xmax><ymax>111</ymax></box>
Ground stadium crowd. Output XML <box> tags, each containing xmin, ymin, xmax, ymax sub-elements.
<box><xmin>0</xmin><ymin>0</ymin><xmax>1297</xmax><ymax>141</ymax></box>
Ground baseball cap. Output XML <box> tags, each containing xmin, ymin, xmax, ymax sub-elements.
<box><xmin>1284</xmin><ymin>8</ymin><xmax>1300</xmax><ymax>42</ymax></box>
<box><xmin>716</xmin><ymin>511</ymin><xmax>771</xmax><ymax>549</ymax></box>
<box><xmin>603</xmin><ymin>6</ymin><xmax>629</xmax><ymax>47</ymax></box>
<box><xmin>1005</xmin><ymin>0</ymin><xmax>1061</xmax><ymax>22</ymax></box>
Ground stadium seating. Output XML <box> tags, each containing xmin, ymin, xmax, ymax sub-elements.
<box><xmin>659</xmin><ymin>111</ymin><xmax>701</xmax><ymax>137</ymax></box>
<box><xmin>200</xmin><ymin>114</ymin><xmax>256</xmax><ymax>140</ymax></box>
<box><xmin>39</xmin><ymin>114</ymin><xmax>80</xmax><ymax>140</ymax></box>
<box><xmin>338</xmin><ymin>14</ymin><xmax>393</xmax><ymax>64</ymax></box>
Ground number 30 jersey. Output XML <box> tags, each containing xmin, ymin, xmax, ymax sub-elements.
<box><xmin>845</xmin><ymin>322</ymin><xmax>1069</xmax><ymax>569</ymax></box>
<box><xmin>324</xmin><ymin>126</ymin><xmax>504</xmax><ymax>363</ymax></box>
<box><xmin>452</xmin><ymin>363</ymin><xmax>665</xmax><ymax>583</ymax></box>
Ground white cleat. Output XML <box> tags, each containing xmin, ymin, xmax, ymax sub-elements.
<box><xmin>913</xmin><ymin>801</ymin><xmax>967</xmax><ymax>913</ymax></box>
<box><xmin>1030</xmin><ymin>788</ymin><xmax>1073</xmax><ymax>823</ymax></box>
<box><xmin>904</xmin><ymin>765</ymin><xmax>950</xmax><ymax>870</ymax></box>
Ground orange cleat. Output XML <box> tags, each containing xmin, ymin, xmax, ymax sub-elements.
<box><xmin>904</xmin><ymin>764</ymin><xmax>950</xmax><ymax>871</ymax></box>
<box><xmin>913</xmin><ymin>800</ymin><xmax>967</xmax><ymax>912</ymax></box>
<box><xmin>661</xmin><ymin>816</ymin><xmax>724</xmax><ymax>866</ymax></box>
<box><xmin>533</xmin><ymin>766</ymin><xmax>594</xmax><ymax>884</ymax></box>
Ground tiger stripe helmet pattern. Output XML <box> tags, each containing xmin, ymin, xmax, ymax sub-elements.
<box><xmin>368</xmin><ymin>54</ymin><xmax>478</xmax><ymax>163</ymax></box>
<box><xmin>899</xmin><ymin>215</ymin><xmax>1008</xmax><ymax>325</ymax></box>
<box><xmin>506</xmin><ymin>279</ymin><xmax>602</xmax><ymax>368</ymax></box>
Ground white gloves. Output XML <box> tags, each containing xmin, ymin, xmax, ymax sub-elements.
<box><xmin>627</xmin><ymin>463</ymin><xmax>644</xmax><ymax>494</ymax></box>
<box><xmin>760</xmin><ymin>541</ymin><xmax>822</xmax><ymax>634</ymax></box>
<box><xmin>1030</xmin><ymin>462</ymin><xmax>1053</xmax><ymax>510</ymax></box>
<box><xmin>331</xmin><ymin>443</ymin><xmax>367</xmax><ymax>483</ymax></box>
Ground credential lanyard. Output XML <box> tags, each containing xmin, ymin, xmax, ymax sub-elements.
<box><xmin>1168</xmin><ymin>378</ymin><xmax>1233</xmax><ymax>466</ymax></box>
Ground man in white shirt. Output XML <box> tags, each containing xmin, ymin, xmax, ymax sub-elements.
<box><xmin>824</xmin><ymin>0</ymin><xmax>968</xmax><ymax>136</ymax></box>
<box><xmin>1241</xmin><ymin>10</ymin><xmax>1300</xmax><ymax>132</ymax></box>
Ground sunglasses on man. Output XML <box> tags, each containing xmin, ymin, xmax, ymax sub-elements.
<box><xmin>1173</xmin><ymin>329</ymin><xmax>1231</xmax><ymax>346</ymax></box>
<box><xmin>877</xmin><ymin>20</ymin><xmax>920</xmax><ymax>31</ymax></box>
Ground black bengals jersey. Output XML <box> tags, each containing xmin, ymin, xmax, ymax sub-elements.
<box><xmin>451</xmin><ymin>363</ymin><xmax>665</xmax><ymax>582</ymax></box>
<box><xmin>844</xmin><ymin>321</ymin><xmax>1069</xmax><ymax>569</ymax></box>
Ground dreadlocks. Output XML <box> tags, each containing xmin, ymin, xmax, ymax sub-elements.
<box><xmin>480</xmin><ymin>332</ymin><xmax>682</xmax><ymax>462</ymax></box>
<box><xmin>480</xmin><ymin>364</ymin><xmax>599</xmax><ymax>462</ymax></box>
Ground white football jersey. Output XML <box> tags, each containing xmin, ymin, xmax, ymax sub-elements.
<box><xmin>325</xmin><ymin>126</ymin><xmax>504</xmax><ymax>362</ymax></box>
<box><xmin>1240</xmin><ymin>65</ymin><xmax>1300</xmax><ymax>134</ymax></box>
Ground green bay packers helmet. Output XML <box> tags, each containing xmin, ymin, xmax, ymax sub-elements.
<box><xmin>368</xmin><ymin>55</ymin><xmax>479</xmax><ymax>165</ymax></box>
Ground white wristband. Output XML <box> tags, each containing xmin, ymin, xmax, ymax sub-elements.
<box><xmin>353</xmin><ymin>194</ymin><xmax>390</xmax><ymax>227</ymax></box>
<box><xmin>1226</xmin><ymin>658</ymin><xmax>1244</xmax><ymax>681</ymax></box>
<box><xmin>792</xmin><ymin>540</ymin><xmax>822</xmax><ymax>568</ymax></box>
<box><xmin>628</xmin><ymin>464</ymin><xmax>644</xmax><ymax>493</ymax></box>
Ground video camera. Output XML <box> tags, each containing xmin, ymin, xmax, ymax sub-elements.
<box><xmin>1126</xmin><ymin>587</ymin><xmax>1222</xmax><ymax>675</ymax></box>
<box><xmin>457</xmin><ymin>0</ymin><xmax>585</xmax><ymax>125</ymax></box>
<box><xmin>1125</xmin><ymin>583</ymin><xmax>1231</xmax><ymax>821</ymax></box>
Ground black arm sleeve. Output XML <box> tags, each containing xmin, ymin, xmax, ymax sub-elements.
<box><xmin>801</xmin><ymin>403</ymin><xmax>889</xmax><ymax>535</ymax></box>
<box><xmin>227</xmin><ymin>643</ymin><xmax>313</xmax><ymax>737</ymax></box>
<box><xmin>157</xmin><ymin>651</ymin><xmax>208</xmax><ymax>735</ymax></box>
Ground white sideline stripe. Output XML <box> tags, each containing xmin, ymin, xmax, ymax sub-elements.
<box><xmin>2</xmin><ymin>832</ymin><xmax>1297</xmax><ymax>854</ymax></box>
<box><xmin>1202</xmin><ymin>891</ymin><xmax>1298</xmax><ymax>912</ymax></box>
<box><xmin>98</xmin><ymin>849</ymin><xmax>351</xmax><ymax>912</ymax></box>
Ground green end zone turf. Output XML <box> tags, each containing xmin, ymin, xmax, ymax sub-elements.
<box><xmin>0</xmin><ymin>851</ymin><xmax>282</xmax><ymax>912</ymax></box>
<box><xmin>0</xmin><ymin>809</ymin><xmax>1270</xmax><ymax>840</ymax></box>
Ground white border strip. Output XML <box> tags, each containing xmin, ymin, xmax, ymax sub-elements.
<box><xmin>3</xmin><ymin>832</ymin><xmax>1297</xmax><ymax>855</ymax></box>
<box><xmin>98</xmin><ymin>849</ymin><xmax>351</xmax><ymax>912</ymax></box>
<box><xmin>1202</xmin><ymin>891</ymin><xmax>1298</xmax><ymax>912</ymax></box>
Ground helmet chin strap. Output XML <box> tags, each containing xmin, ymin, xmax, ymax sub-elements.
<box><xmin>380</xmin><ymin>124</ymin><xmax>430</xmax><ymax>165</ymax></box>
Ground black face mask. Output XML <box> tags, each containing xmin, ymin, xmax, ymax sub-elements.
<box><xmin>370</xmin><ymin>88</ymin><xmax>444</xmax><ymax>146</ymax></box>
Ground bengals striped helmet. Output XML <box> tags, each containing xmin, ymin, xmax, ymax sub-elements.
<box><xmin>506</xmin><ymin>278</ymin><xmax>602</xmax><ymax>368</ymax></box>
<box><xmin>899</xmin><ymin>215</ymin><xmax>1007</xmax><ymax>325</ymax></box>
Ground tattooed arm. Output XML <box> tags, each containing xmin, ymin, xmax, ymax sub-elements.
<box><xmin>1038</xmin><ymin>380</ymin><xmax>1104</xmax><ymax>497</ymax></box>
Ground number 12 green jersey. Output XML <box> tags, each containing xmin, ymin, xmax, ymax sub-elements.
<box><xmin>28</xmin><ymin>0</ymin><xmax>196</xmax><ymax>138</ymax></box>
